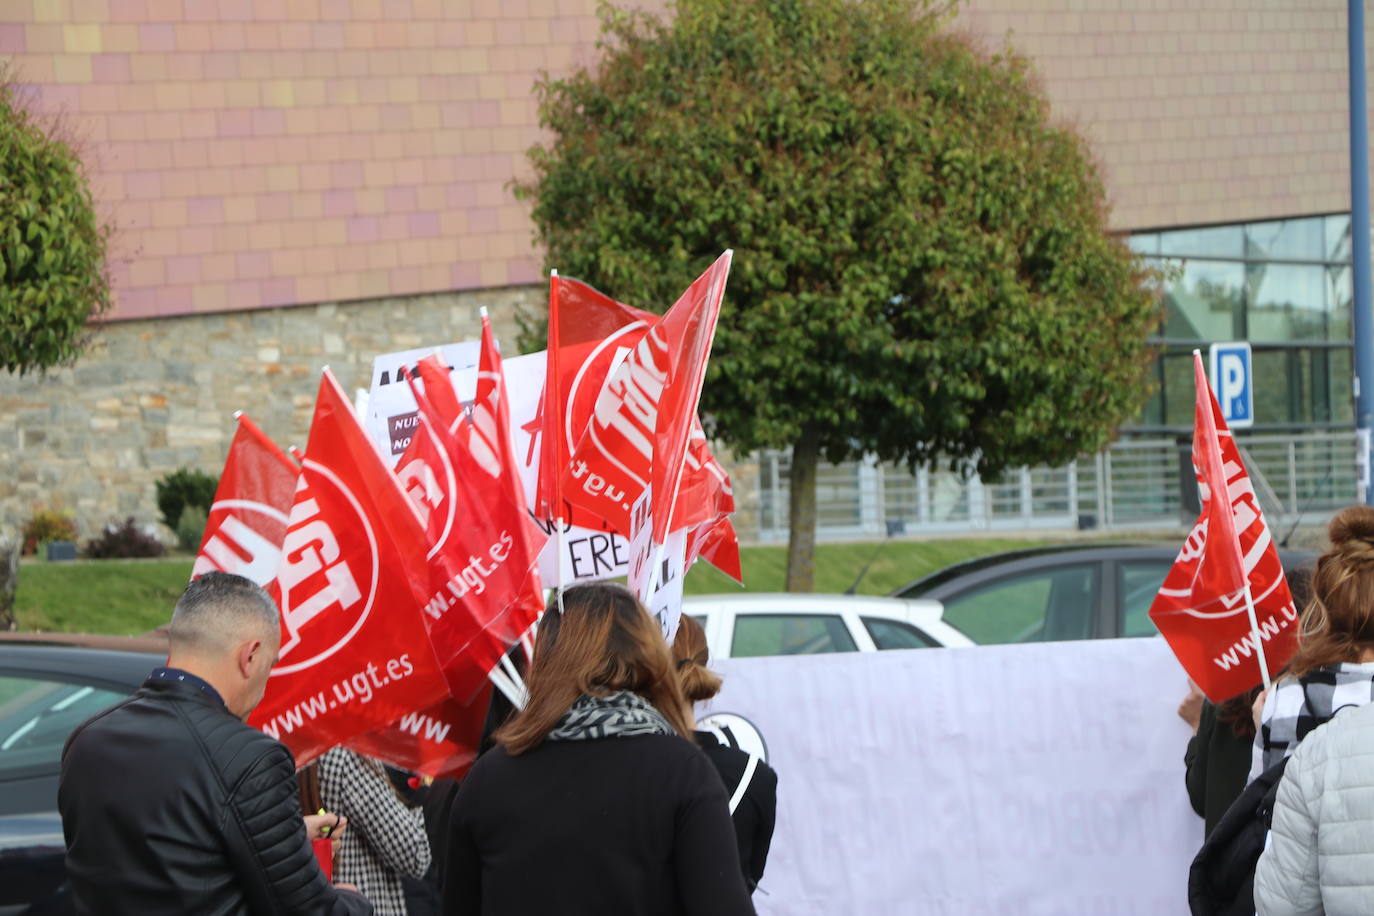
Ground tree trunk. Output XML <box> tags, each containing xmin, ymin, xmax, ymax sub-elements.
<box><xmin>784</xmin><ymin>429</ymin><xmax>820</xmax><ymax>592</ymax></box>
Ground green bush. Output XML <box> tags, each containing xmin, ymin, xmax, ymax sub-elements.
<box><xmin>174</xmin><ymin>504</ymin><xmax>208</xmax><ymax>553</ymax></box>
<box><xmin>155</xmin><ymin>467</ymin><xmax>218</xmax><ymax>531</ymax></box>
<box><xmin>83</xmin><ymin>517</ymin><xmax>165</xmax><ymax>559</ymax></box>
<box><xmin>0</xmin><ymin>73</ymin><xmax>112</xmax><ymax>375</ymax></box>
<box><xmin>21</xmin><ymin>507</ymin><xmax>77</xmax><ymax>555</ymax></box>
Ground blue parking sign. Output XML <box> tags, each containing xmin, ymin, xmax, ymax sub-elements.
<box><xmin>1209</xmin><ymin>342</ymin><xmax>1253</xmax><ymax>428</ymax></box>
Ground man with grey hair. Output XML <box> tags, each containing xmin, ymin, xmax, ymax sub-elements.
<box><xmin>59</xmin><ymin>571</ymin><xmax>373</xmax><ymax>915</ymax></box>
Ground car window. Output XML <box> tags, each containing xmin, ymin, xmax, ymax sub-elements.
<box><xmin>731</xmin><ymin>614</ymin><xmax>858</xmax><ymax>657</ymax></box>
<box><xmin>862</xmin><ymin>617</ymin><xmax>938</xmax><ymax>650</ymax></box>
<box><xmin>939</xmin><ymin>565</ymin><xmax>1099</xmax><ymax>644</ymax></box>
<box><xmin>0</xmin><ymin>675</ymin><xmax>127</xmax><ymax>779</ymax></box>
<box><xmin>1119</xmin><ymin>561</ymin><xmax>1171</xmax><ymax>638</ymax></box>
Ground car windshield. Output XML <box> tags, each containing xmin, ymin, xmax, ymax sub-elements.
<box><xmin>0</xmin><ymin>677</ymin><xmax>127</xmax><ymax>775</ymax></box>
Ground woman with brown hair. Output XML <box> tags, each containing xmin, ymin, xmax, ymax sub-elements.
<box><xmin>672</xmin><ymin>614</ymin><xmax>777</xmax><ymax>894</ymax></box>
<box><xmin>1251</xmin><ymin>506</ymin><xmax>1374</xmax><ymax>778</ymax></box>
<box><xmin>440</xmin><ymin>583</ymin><xmax>754</xmax><ymax>916</ymax></box>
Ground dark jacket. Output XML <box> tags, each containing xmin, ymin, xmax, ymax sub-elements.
<box><xmin>694</xmin><ymin>732</ymin><xmax>777</xmax><ymax>892</ymax></box>
<box><xmin>1185</xmin><ymin>700</ymin><xmax>1254</xmax><ymax>837</ymax></box>
<box><xmin>58</xmin><ymin>675</ymin><xmax>373</xmax><ymax>916</ymax></box>
<box><xmin>1187</xmin><ymin>756</ymin><xmax>1288</xmax><ymax>916</ymax></box>
<box><xmin>442</xmin><ymin>734</ymin><xmax>755</xmax><ymax>916</ymax></box>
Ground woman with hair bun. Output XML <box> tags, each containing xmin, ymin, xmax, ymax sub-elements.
<box><xmin>672</xmin><ymin>615</ymin><xmax>778</xmax><ymax>894</ymax></box>
<box><xmin>1254</xmin><ymin>506</ymin><xmax>1374</xmax><ymax>915</ymax></box>
<box><xmin>440</xmin><ymin>583</ymin><xmax>754</xmax><ymax>916</ymax></box>
<box><xmin>1251</xmin><ymin>505</ymin><xmax>1374</xmax><ymax>778</ymax></box>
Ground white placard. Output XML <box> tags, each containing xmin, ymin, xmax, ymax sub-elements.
<box><xmin>709</xmin><ymin>638</ymin><xmax>1200</xmax><ymax>915</ymax></box>
<box><xmin>362</xmin><ymin>345</ymin><xmax>629</xmax><ymax>583</ymax></box>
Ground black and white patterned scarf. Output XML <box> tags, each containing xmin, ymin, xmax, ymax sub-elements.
<box><xmin>547</xmin><ymin>690</ymin><xmax>675</xmax><ymax>742</ymax></box>
<box><xmin>1250</xmin><ymin>661</ymin><xmax>1374</xmax><ymax>778</ymax></box>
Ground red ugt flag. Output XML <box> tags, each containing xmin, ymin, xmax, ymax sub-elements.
<box><xmin>249</xmin><ymin>370</ymin><xmax>450</xmax><ymax>766</ymax></box>
<box><xmin>560</xmin><ymin>252</ymin><xmax>733</xmax><ymax>540</ymax></box>
<box><xmin>534</xmin><ymin>274</ymin><xmax>655</xmax><ymax>525</ymax></box>
<box><xmin>192</xmin><ymin>413</ymin><xmax>299</xmax><ymax>587</ymax></box>
<box><xmin>348</xmin><ymin>685</ymin><xmax>491</xmax><ymax>781</ymax></box>
<box><xmin>1148</xmin><ymin>353</ymin><xmax>1298</xmax><ymax>703</ymax></box>
<box><xmin>406</xmin><ymin>321</ymin><xmax>546</xmax><ymax>701</ymax></box>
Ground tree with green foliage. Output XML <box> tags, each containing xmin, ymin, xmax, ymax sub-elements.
<box><xmin>0</xmin><ymin>75</ymin><xmax>111</xmax><ymax>375</ymax></box>
<box><xmin>517</xmin><ymin>0</ymin><xmax>1160</xmax><ymax>590</ymax></box>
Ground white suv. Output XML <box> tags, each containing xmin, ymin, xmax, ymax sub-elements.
<box><xmin>683</xmin><ymin>593</ymin><xmax>973</xmax><ymax>659</ymax></box>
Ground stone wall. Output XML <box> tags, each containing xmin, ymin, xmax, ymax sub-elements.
<box><xmin>1</xmin><ymin>288</ymin><xmax>766</xmax><ymax>547</ymax></box>
<box><xmin>0</xmin><ymin>287</ymin><xmax>540</xmax><ymax>542</ymax></box>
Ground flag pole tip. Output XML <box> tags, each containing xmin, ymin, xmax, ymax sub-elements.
<box><xmin>550</xmin><ymin>268</ymin><xmax>558</xmax><ymax>278</ymax></box>
<box><xmin>479</xmin><ymin>305</ymin><xmax>489</xmax><ymax>319</ymax></box>
<box><xmin>232</xmin><ymin>410</ymin><xmax>243</xmax><ymax>420</ymax></box>
<box><xmin>1192</xmin><ymin>348</ymin><xmax>1202</xmax><ymax>357</ymax></box>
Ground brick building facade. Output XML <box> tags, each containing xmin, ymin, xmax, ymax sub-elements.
<box><xmin>0</xmin><ymin>0</ymin><xmax>1366</xmax><ymax>540</ymax></box>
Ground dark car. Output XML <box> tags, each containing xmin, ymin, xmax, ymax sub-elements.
<box><xmin>891</xmin><ymin>543</ymin><xmax>1317</xmax><ymax>646</ymax></box>
<box><xmin>0</xmin><ymin>635</ymin><xmax>164</xmax><ymax>915</ymax></box>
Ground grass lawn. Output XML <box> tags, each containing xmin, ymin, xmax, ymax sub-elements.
<box><xmin>12</xmin><ymin>536</ymin><xmax>1081</xmax><ymax>636</ymax></box>
<box><xmin>15</xmin><ymin>558</ymin><xmax>194</xmax><ymax>636</ymax></box>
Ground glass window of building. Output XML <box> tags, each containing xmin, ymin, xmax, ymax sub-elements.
<box><xmin>1129</xmin><ymin>213</ymin><xmax>1354</xmax><ymax>432</ymax></box>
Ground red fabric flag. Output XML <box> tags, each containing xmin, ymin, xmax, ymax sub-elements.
<box><xmin>347</xmin><ymin>684</ymin><xmax>491</xmax><ymax>781</ymax></box>
<box><xmin>405</xmin><ymin>322</ymin><xmax>547</xmax><ymax>702</ymax></box>
<box><xmin>412</xmin><ymin>358</ymin><xmax>465</xmax><ymax>435</ymax></box>
<box><xmin>534</xmin><ymin>273</ymin><xmax>655</xmax><ymax>527</ymax></box>
<box><xmin>392</xmin><ymin>397</ymin><xmax>459</xmax><ymax>555</ymax></box>
<box><xmin>192</xmin><ymin>413</ymin><xmax>299</xmax><ymax>588</ymax></box>
<box><xmin>561</xmin><ymin>252</ymin><xmax>733</xmax><ymax>541</ymax></box>
<box><xmin>1148</xmin><ymin>353</ymin><xmax>1298</xmax><ymax>703</ymax></box>
<box><xmin>249</xmin><ymin>369</ymin><xmax>450</xmax><ymax>766</ymax></box>
<box><xmin>686</xmin><ymin>515</ymin><xmax>744</xmax><ymax>585</ymax></box>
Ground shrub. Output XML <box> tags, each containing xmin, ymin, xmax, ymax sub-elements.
<box><xmin>21</xmin><ymin>508</ymin><xmax>77</xmax><ymax>555</ymax></box>
<box><xmin>83</xmin><ymin>517</ymin><xmax>165</xmax><ymax>559</ymax></box>
<box><xmin>1</xmin><ymin>72</ymin><xmax>112</xmax><ymax>375</ymax></box>
<box><xmin>174</xmin><ymin>504</ymin><xmax>208</xmax><ymax>553</ymax></box>
<box><xmin>155</xmin><ymin>468</ymin><xmax>219</xmax><ymax>531</ymax></box>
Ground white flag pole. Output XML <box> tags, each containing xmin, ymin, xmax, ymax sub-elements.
<box><xmin>1194</xmin><ymin>349</ymin><xmax>1272</xmax><ymax>691</ymax></box>
<box><xmin>547</xmin><ymin>269</ymin><xmax>569</xmax><ymax>616</ymax></box>
<box><xmin>488</xmin><ymin>664</ymin><xmax>526</xmax><ymax>709</ymax></box>
<box><xmin>1240</xmin><ymin>575</ymin><xmax>1272</xmax><ymax>690</ymax></box>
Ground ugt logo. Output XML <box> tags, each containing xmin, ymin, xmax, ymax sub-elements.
<box><xmin>273</xmin><ymin>461</ymin><xmax>378</xmax><ymax>675</ymax></box>
<box><xmin>192</xmin><ymin>499</ymin><xmax>290</xmax><ymax>588</ymax></box>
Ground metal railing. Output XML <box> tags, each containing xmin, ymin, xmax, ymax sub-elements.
<box><xmin>754</xmin><ymin>431</ymin><xmax>1363</xmax><ymax>542</ymax></box>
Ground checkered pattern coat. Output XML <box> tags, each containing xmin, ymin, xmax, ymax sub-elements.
<box><xmin>1251</xmin><ymin>661</ymin><xmax>1374</xmax><ymax>780</ymax></box>
<box><xmin>318</xmin><ymin>748</ymin><xmax>431</xmax><ymax>916</ymax></box>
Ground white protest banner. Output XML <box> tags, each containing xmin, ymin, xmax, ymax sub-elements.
<box><xmin>365</xmin><ymin>340</ymin><xmax>481</xmax><ymax>461</ymax></box>
<box><xmin>625</xmin><ymin>488</ymin><xmax>687</xmax><ymax>638</ymax></box>
<box><xmin>709</xmin><ymin>638</ymin><xmax>1199</xmax><ymax>915</ymax></box>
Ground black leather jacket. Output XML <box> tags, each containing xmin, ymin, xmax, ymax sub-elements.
<box><xmin>58</xmin><ymin>676</ymin><xmax>372</xmax><ymax>915</ymax></box>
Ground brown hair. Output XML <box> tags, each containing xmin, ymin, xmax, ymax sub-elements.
<box><xmin>1286</xmin><ymin>506</ymin><xmax>1374</xmax><ymax>678</ymax></box>
<box><xmin>671</xmin><ymin>614</ymin><xmax>723</xmax><ymax>703</ymax></box>
<box><xmin>297</xmin><ymin>761</ymin><xmax>322</xmax><ymax>815</ymax></box>
<box><xmin>493</xmin><ymin>582</ymin><xmax>694</xmax><ymax>756</ymax></box>
<box><xmin>1216</xmin><ymin>686</ymin><xmax>1262</xmax><ymax>740</ymax></box>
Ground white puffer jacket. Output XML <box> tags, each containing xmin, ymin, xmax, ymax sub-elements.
<box><xmin>1255</xmin><ymin>701</ymin><xmax>1374</xmax><ymax>916</ymax></box>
